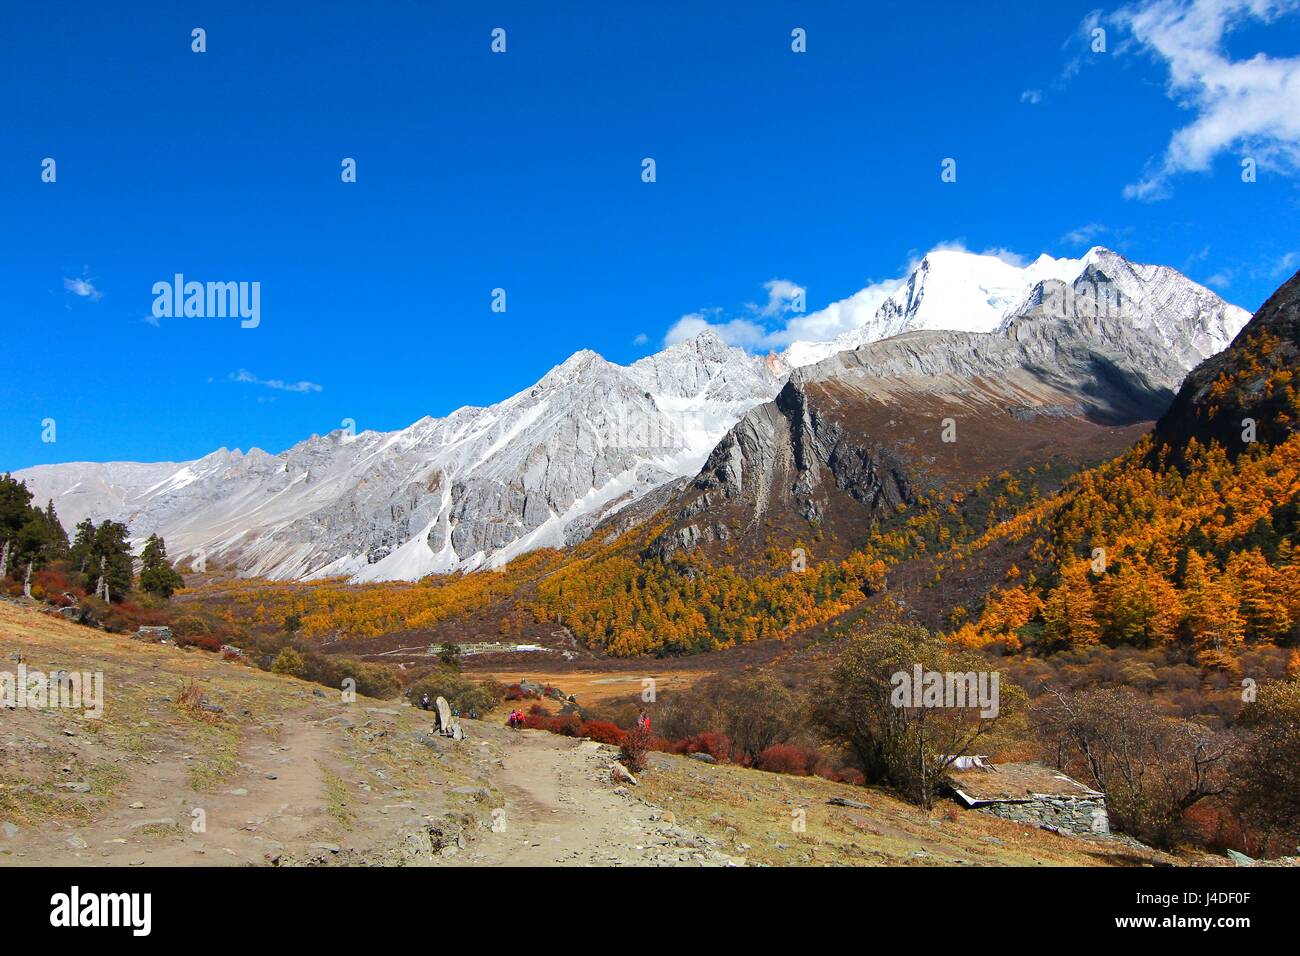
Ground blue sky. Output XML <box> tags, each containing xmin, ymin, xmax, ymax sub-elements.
<box><xmin>3</xmin><ymin>0</ymin><xmax>1299</xmax><ymax>471</ymax></box>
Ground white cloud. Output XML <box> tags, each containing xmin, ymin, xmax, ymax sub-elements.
<box><xmin>752</xmin><ymin>278</ymin><xmax>806</xmax><ymax>318</ymax></box>
<box><xmin>1112</xmin><ymin>0</ymin><xmax>1300</xmax><ymax>200</ymax></box>
<box><xmin>1062</xmin><ymin>222</ymin><xmax>1109</xmax><ymax>245</ymax></box>
<box><xmin>664</xmin><ymin>277</ymin><xmax>813</xmax><ymax>349</ymax></box>
<box><xmin>63</xmin><ymin>275</ymin><xmax>102</xmax><ymax>301</ymax></box>
<box><xmin>632</xmin><ymin>332</ymin><xmax>648</xmax><ymax>346</ymax></box>
<box><xmin>1061</xmin><ymin>10</ymin><xmax>1107</xmax><ymax>80</ymax></box>
<box><xmin>662</xmin><ymin>244</ymin><xmax>1039</xmax><ymax>352</ymax></box>
<box><xmin>661</xmin><ymin>260</ymin><xmax>907</xmax><ymax>350</ymax></box>
<box><xmin>1195</xmin><ymin>248</ymin><xmax>1297</xmax><ymax>288</ymax></box>
<box><xmin>1021</xmin><ymin>89</ymin><xmax>1044</xmax><ymax>104</ymax></box>
<box><xmin>1268</xmin><ymin>250</ymin><xmax>1299</xmax><ymax>276</ymax></box>
<box><xmin>229</xmin><ymin>369</ymin><xmax>323</xmax><ymax>393</ymax></box>
<box><xmin>664</xmin><ymin>312</ymin><xmax>772</xmax><ymax>349</ymax></box>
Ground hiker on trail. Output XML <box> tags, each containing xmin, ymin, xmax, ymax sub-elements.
<box><xmin>637</xmin><ymin>709</ymin><xmax>651</xmax><ymax>734</ymax></box>
<box><xmin>419</xmin><ymin>693</ymin><xmax>431</xmax><ymax>710</ymax></box>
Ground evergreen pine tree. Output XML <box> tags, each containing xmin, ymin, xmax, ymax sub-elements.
<box><xmin>139</xmin><ymin>533</ymin><xmax>184</xmax><ymax>599</ymax></box>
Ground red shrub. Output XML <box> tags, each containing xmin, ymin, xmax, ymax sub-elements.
<box><xmin>757</xmin><ymin>744</ymin><xmax>817</xmax><ymax>776</ymax></box>
<box><xmin>579</xmin><ymin>720</ymin><xmax>628</xmax><ymax>746</ymax></box>
<box><xmin>504</xmin><ymin>684</ymin><xmax>525</xmax><ymax>700</ymax></box>
<box><xmin>32</xmin><ymin>569</ymin><xmax>75</xmax><ymax>604</ymax></box>
<box><xmin>823</xmin><ymin>766</ymin><xmax>865</xmax><ymax>786</ymax></box>
<box><xmin>522</xmin><ymin>713</ymin><xmax>581</xmax><ymax>736</ymax></box>
<box><xmin>680</xmin><ymin>731</ymin><xmax>731</xmax><ymax>763</ymax></box>
<box><xmin>621</xmin><ymin>724</ymin><xmax>651</xmax><ymax>774</ymax></box>
<box><xmin>99</xmin><ymin>599</ymin><xmax>167</xmax><ymax>633</ymax></box>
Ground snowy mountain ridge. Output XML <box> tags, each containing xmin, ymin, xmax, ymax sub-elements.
<box><xmin>13</xmin><ymin>246</ymin><xmax>1252</xmax><ymax>583</ymax></box>
<box><xmin>781</xmin><ymin>246</ymin><xmax>1249</xmax><ymax>369</ymax></box>
<box><xmin>14</xmin><ymin>332</ymin><xmax>783</xmax><ymax>582</ymax></box>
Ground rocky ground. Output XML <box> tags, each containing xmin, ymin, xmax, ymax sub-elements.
<box><xmin>0</xmin><ymin>601</ymin><xmax>734</xmax><ymax>867</ymax></box>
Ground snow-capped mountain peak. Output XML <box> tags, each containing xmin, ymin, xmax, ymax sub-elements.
<box><xmin>781</xmin><ymin>246</ymin><xmax>1247</xmax><ymax>369</ymax></box>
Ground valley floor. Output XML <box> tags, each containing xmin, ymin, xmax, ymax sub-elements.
<box><xmin>0</xmin><ymin>602</ymin><xmax>1206</xmax><ymax>867</ymax></box>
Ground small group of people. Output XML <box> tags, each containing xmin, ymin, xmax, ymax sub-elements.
<box><xmin>507</xmin><ymin>708</ymin><xmax>527</xmax><ymax>729</ymax></box>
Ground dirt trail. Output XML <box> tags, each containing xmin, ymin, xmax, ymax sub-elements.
<box><xmin>452</xmin><ymin>726</ymin><xmax>744</xmax><ymax>867</ymax></box>
<box><xmin>9</xmin><ymin>711</ymin><xmax>337</xmax><ymax>867</ymax></box>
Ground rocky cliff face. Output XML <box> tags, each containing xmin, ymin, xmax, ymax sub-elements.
<box><xmin>648</xmin><ymin>275</ymin><xmax>1229</xmax><ymax>561</ymax></box>
<box><xmin>1152</xmin><ymin>268</ymin><xmax>1300</xmax><ymax>464</ymax></box>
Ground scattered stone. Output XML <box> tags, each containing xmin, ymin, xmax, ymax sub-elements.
<box><xmin>828</xmin><ymin>797</ymin><xmax>872</xmax><ymax>810</ymax></box>
<box><xmin>134</xmin><ymin>626</ymin><xmax>173</xmax><ymax>643</ymax></box>
<box><xmin>311</xmin><ymin>842</ymin><xmax>341</xmax><ymax>854</ymax></box>
<box><xmin>128</xmin><ymin>801</ymin><xmax>145</xmax><ymax>809</ymax></box>
<box><xmin>66</xmin><ymin>835</ymin><xmax>87</xmax><ymax>849</ymax></box>
<box><xmin>687</xmin><ymin>752</ymin><xmax>717</xmax><ymax>764</ymax></box>
<box><xmin>610</xmin><ymin>763</ymin><xmax>638</xmax><ymax>786</ymax></box>
<box><xmin>56</xmin><ymin>782</ymin><xmax>91</xmax><ymax>793</ymax></box>
<box><xmin>1227</xmin><ymin>849</ymin><xmax>1256</xmax><ymax>867</ymax></box>
<box><xmin>228</xmin><ymin>788</ymin><xmax>249</xmax><ymax>797</ymax></box>
<box><xmin>0</xmin><ymin>822</ymin><xmax>17</xmax><ymax>839</ymax></box>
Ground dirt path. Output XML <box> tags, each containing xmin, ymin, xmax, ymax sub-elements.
<box><xmin>10</xmin><ymin>711</ymin><xmax>338</xmax><ymax>867</ymax></box>
<box><xmin>2</xmin><ymin>601</ymin><xmax>749</xmax><ymax>867</ymax></box>
<box><xmin>452</xmin><ymin>726</ymin><xmax>744</xmax><ymax>867</ymax></box>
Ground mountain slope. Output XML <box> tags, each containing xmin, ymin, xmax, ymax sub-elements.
<box><xmin>1152</xmin><ymin>267</ymin><xmax>1300</xmax><ymax>463</ymax></box>
<box><xmin>15</xmin><ymin>333</ymin><xmax>782</xmax><ymax>582</ymax></box>
<box><xmin>649</xmin><ymin>259</ymin><xmax>1222</xmax><ymax>562</ymax></box>
<box><xmin>935</xmin><ymin>268</ymin><xmax>1300</xmax><ymax>662</ymax></box>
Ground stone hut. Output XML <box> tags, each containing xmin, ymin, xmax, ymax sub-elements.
<box><xmin>946</xmin><ymin>760</ymin><xmax>1109</xmax><ymax>835</ymax></box>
